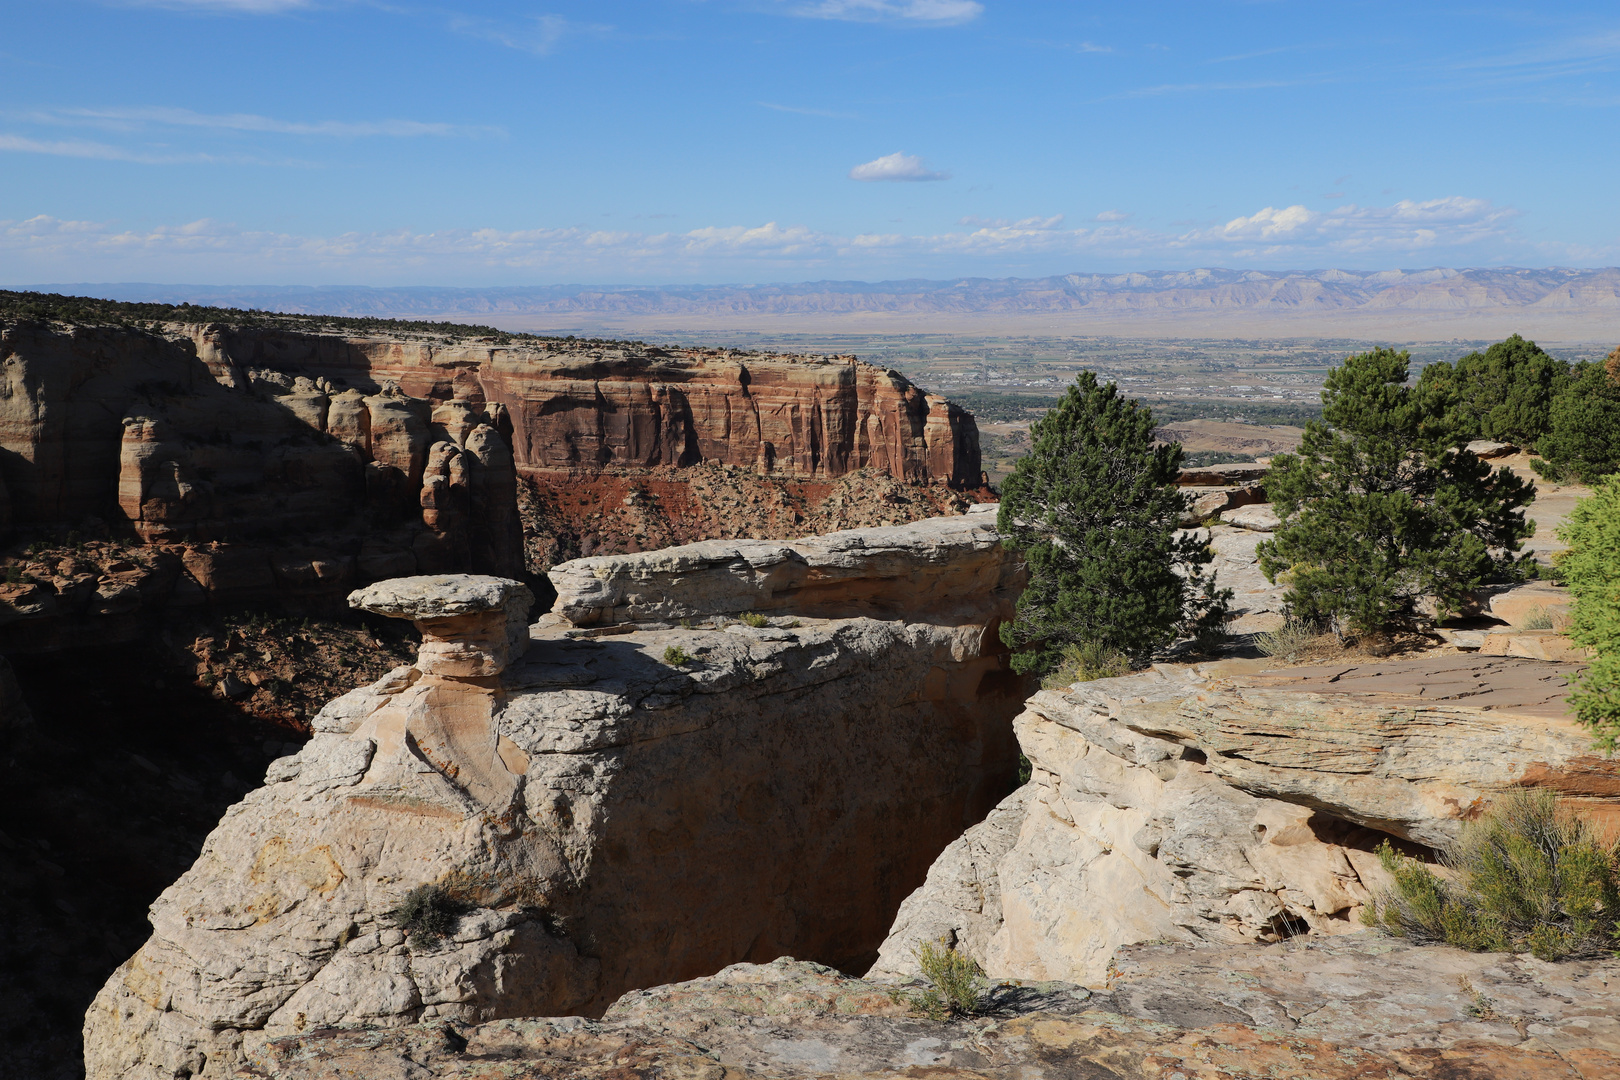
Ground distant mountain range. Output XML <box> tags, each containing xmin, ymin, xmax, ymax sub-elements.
<box><xmin>36</xmin><ymin>267</ymin><xmax>1620</xmax><ymax>339</ymax></box>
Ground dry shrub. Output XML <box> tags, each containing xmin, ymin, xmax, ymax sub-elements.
<box><xmin>1364</xmin><ymin>789</ymin><xmax>1620</xmax><ymax>961</ymax></box>
<box><xmin>1041</xmin><ymin>640</ymin><xmax>1131</xmax><ymax>689</ymax></box>
<box><xmin>909</xmin><ymin>937</ymin><xmax>986</xmax><ymax>1020</ymax></box>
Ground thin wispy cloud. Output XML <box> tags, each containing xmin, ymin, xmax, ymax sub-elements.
<box><xmin>2</xmin><ymin>196</ymin><xmax>1552</xmax><ymax>281</ymax></box>
<box><xmin>0</xmin><ymin>134</ymin><xmax>315</xmax><ymax>166</ymax></box>
<box><xmin>114</xmin><ymin>0</ymin><xmax>313</xmax><ymax>11</ymax></box>
<box><xmin>16</xmin><ymin>106</ymin><xmax>497</xmax><ymax>139</ymax></box>
<box><xmin>849</xmin><ymin>151</ymin><xmax>949</xmax><ymax>181</ymax></box>
<box><xmin>1095</xmin><ymin>210</ymin><xmax>1129</xmax><ymax>222</ymax></box>
<box><xmin>783</xmin><ymin>0</ymin><xmax>982</xmax><ymax>26</ymax></box>
<box><xmin>1107</xmin><ymin>79</ymin><xmax>1312</xmax><ymax>100</ymax></box>
<box><xmin>758</xmin><ymin>102</ymin><xmax>862</xmax><ymax>119</ymax></box>
<box><xmin>447</xmin><ymin>13</ymin><xmax>610</xmax><ymax>56</ymax></box>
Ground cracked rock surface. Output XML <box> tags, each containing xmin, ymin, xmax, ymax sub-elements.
<box><xmin>244</xmin><ymin>944</ymin><xmax>1619</xmax><ymax>1079</ymax></box>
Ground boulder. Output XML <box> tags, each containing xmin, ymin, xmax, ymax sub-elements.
<box><xmin>1489</xmin><ymin>582</ymin><xmax>1573</xmax><ymax>628</ymax></box>
<box><xmin>548</xmin><ymin>504</ymin><xmax>1019</xmax><ymax>627</ymax></box>
<box><xmin>873</xmin><ymin>654</ymin><xmax>1617</xmax><ymax>987</ymax></box>
<box><xmin>349</xmin><ymin>574</ymin><xmax>534</xmax><ymax>677</ymax></box>
<box><xmin>1176</xmin><ymin>461</ymin><xmax>1269</xmax><ymax>486</ymax></box>
<box><xmin>1220</xmin><ymin>502</ymin><xmax>1280</xmax><ymax>531</ymax></box>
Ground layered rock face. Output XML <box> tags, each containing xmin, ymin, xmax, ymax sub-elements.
<box><xmin>0</xmin><ymin>321</ymin><xmax>523</xmax><ymax>646</ymax></box>
<box><xmin>874</xmin><ymin>655</ymin><xmax>1617</xmax><ymax>986</ymax></box>
<box><xmin>84</xmin><ymin>513</ymin><xmax>1026</xmax><ymax>1079</ymax></box>
<box><xmin>181</xmin><ymin>326</ymin><xmax>979</xmax><ymax>487</ymax></box>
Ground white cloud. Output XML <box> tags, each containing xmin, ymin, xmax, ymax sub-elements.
<box><xmin>1182</xmin><ymin>197</ymin><xmax>1518</xmax><ymax>254</ymax></box>
<box><xmin>0</xmin><ymin>133</ymin><xmax>298</xmax><ymax>165</ymax></box>
<box><xmin>849</xmin><ymin>151</ymin><xmax>950</xmax><ymax>182</ymax></box>
<box><xmin>784</xmin><ymin>0</ymin><xmax>982</xmax><ymax>25</ymax></box>
<box><xmin>0</xmin><ymin>196</ymin><xmax>1560</xmax><ymax>283</ymax></box>
<box><xmin>15</xmin><ymin>106</ymin><xmax>495</xmax><ymax>139</ymax></box>
<box><xmin>1095</xmin><ymin>210</ymin><xmax>1129</xmax><ymax>222</ymax></box>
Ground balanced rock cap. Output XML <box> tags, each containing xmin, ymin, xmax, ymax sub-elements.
<box><xmin>348</xmin><ymin>574</ymin><xmax>533</xmax><ymax>620</ymax></box>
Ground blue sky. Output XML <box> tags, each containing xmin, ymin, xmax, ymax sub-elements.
<box><xmin>2</xmin><ymin>1</ymin><xmax>1618</xmax><ymax>285</ymax></box>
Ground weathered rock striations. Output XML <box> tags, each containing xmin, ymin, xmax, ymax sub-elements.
<box><xmin>549</xmin><ymin>503</ymin><xmax>1010</xmax><ymax>627</ymax></box>
<box><xmin>177</xmin><ymin>325</ymin><xmax>979</xmax><ymax>486</ymax></box>
<box><xmin>84</xmin><ymin>514</ymin><xmax>1026</xmax><ymax>1079</ymax></box>
<box><xmin>873</xmin><ymin>655</ymin><xmax>1618</xmax><ymax>987</ymax></box>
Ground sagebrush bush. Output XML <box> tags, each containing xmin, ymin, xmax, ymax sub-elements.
<box><xmin>1254</xmin><ymin>619</ymin><xmax>1318</xmax><ymax>661</ymax></box>
<box><xmin>1363</xmin><ymin>789</ymin><xmax>1620</xmax><ymax>960</ymax></box>
<box><xmin>740</xmin><ymin>611</ymin><xmax>769</xmax><ymax>628</ymax></box>
<box><xmin>1040</xmin><ymin>640</ymin><xmax>1131</xmax><ymax>689</ymax></box>
<box><xmin>910</xmin><ymin>937</ymin><xmax>985</xmax><ymax>1020</ymax></box>
<box><xmin>390</xmin><ymin>884</ymin><xmax>472</xmax><ymax>950</ymax></box>
<box><xmin>661</xmin><ymin>645</ymin><xmax>693</xmax><ymax>667</ymax></box>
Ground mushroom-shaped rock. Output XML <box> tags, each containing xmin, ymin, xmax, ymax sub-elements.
<box><xmin>349</xmin><ymin>574</ymin><xmax>533</xmax><ymax>677</ymax></box>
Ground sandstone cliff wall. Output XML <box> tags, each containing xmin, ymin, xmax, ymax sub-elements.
<box><xmin>873</xmin><ymin>655</ymin><xmax>1617</xmax><ymax>986</ymax></box>
<box><xmin>84</xmin><ymin>514</ymin><xmax>1027</xmax><ymax>1080</ymax></box>
<box><xmin>176</xmin><ymin>324</ymin><xmax>979</xmax><ymax>487</ymax></box>
<box><xmin>0</xmin><ymin>319</ymin><xmax>980</xmax><ymax>648</ymax></box>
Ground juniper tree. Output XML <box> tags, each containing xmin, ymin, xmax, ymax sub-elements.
<box><xmin>1417</xmin><ymin>333</ymin><xmax>1570</xmax><ymax>448</ymax></box>
<box><xmin>996</xmin><ymin>372</ymin><xmax>1229</xmax><ymax>674</ymax></box>
<box><xmin>1257</xmin><ymin>347</ymin><xmax>1535</xmax><ymax>637</ymax></box>
<box><xmin>1535</xmin><ymin>350</ymin><xmax>1620</xmax><ymax>485</ymax></box>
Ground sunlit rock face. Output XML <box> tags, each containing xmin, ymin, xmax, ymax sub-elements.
<box><xmin>873</xmin><ymin>654</ymin><xmax>1613</xmax><ymax>986</ymax></box>
<box><xmin>84</xmin><ymin>512</ymin><xmax>1027</xmax><ymax>1080</ymax></box>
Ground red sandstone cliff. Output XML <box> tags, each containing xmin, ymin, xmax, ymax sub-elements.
<box><xmin>0</xmin><ymin>318</ymin><xmax>980</xmax><ymax>647</ymax></box>
<box><xmin>179</xmin><ymin>325</ymin><xmax>979</xmax><ymax>487</ymax></box>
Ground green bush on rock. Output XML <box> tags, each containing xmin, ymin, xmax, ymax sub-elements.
<box><xmin>1364</xmin><ymin>789</ymin><xmax>1620</xmax><ymax>961</ymax></box>
<box><xmin>1557</xmin><ymin>474</ymin><xmax>1620</xmax><ymax>750</ymax></box>
<box><xmin>909</xmin><ymin>937</ymin><xmax>987</xmax><ymax>1020</ymax></box>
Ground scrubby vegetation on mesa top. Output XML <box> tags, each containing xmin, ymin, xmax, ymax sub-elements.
<box><xmin>0</xmin><ymin>288</ymin><xmax>646</xmax><ymax>348</ymax></box>
<box><xmin>1366</xmin><ymin>789</ymin><xmax>1620</xmax><ymax>961</ymax></box>
<box><xmin>1418</xmin><ymin>335</ymin><xmax>1620</xmax><ymax>483</ymax></box>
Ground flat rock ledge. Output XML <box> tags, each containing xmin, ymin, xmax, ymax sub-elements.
<box><xmin>244</xmin><ymin>940</ymin><xmax>1619</xmax><ymax>1078</ymax></box>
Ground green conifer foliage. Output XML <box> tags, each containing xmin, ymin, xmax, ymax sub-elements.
<box><xmin>1556</xmin><ymin>474</ymin><xmax>1620</xmax><ymax>750</ymax></box>
<box><xmin>996</xmin><ymin>372</ymin><xmax>1230</xmax><ymax>674</ymax></box>
<box><xmin>1535</xmin><ymin>352</ymin><xmax>1620</xmax><ymax>485</ymax></box>
<box><xmin>1257</xmin><ymin>347</ymin><xmax>1536</xmax><ymax>637</ymax></box>
<box><xmin>1417</xmin><ymin>334</ymin><xmax>1570</xmax><ymax>447</ymax></box>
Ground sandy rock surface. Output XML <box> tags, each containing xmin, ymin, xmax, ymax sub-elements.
<box><xmin>244</xmin><ymin>944</ymin><xmax>1619</xmax><ymax>1078</ymax></box>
